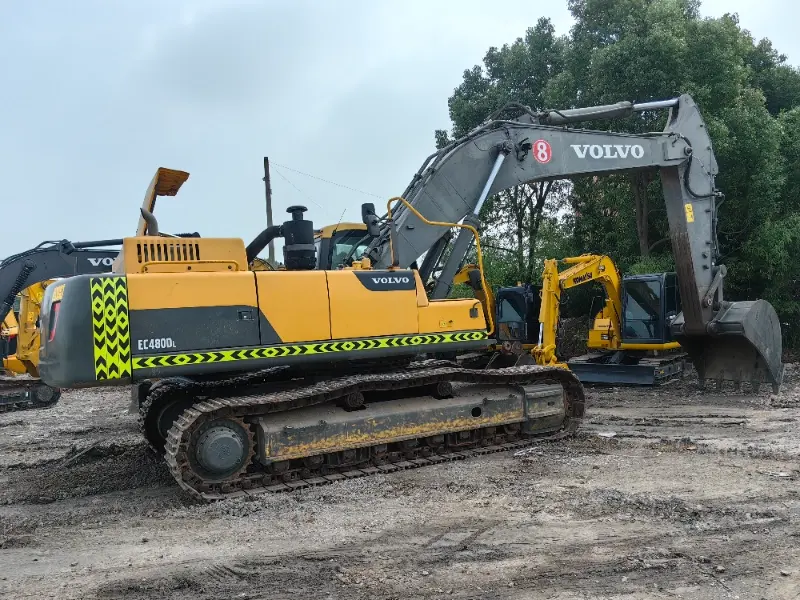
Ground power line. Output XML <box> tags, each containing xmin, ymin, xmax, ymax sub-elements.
<box><xmin>271</xmin><ymin>168</ymin><xmax>323</xmax><ymax>209</ymax></box>
<box><xmin>271</xmin><ymin>161</ymin><xmax>383</xmax><ymax>199</ymax></box>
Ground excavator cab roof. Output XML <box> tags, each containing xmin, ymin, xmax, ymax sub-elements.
<box><xmin>314</xmin><ymin>222</ymin><xmax>367</xmax><ymax>240</ymax></box>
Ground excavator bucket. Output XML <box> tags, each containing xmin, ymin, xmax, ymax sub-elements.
<box><xmin>673</xmin><ymin>299</ymin><xmax>785</xmax><ymax>393</ymax></box>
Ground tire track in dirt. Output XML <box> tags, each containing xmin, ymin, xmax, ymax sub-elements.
<box><xmin>3</xmin><ymin>367</ymin><xmax>800</xmax><ymax>600</ymax></box>
<box><xmin>90</xmin><ymin>500</ymin><xmax>798</xmax><ymax>600</ymax></box>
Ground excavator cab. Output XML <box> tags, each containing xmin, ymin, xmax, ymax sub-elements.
<box><xmin>494</xmin><ymin>284</ymin><xmax>541</xmax><ymax>346</ymax></box>
<box><xmin>620</xmin><ymin>272</ymin><xmax>680</xmax><ymax>347</ymax></box>
<box><xmin>314</xmin><ymin>223</ymin><xmax>373</xmax><ymax>270</ymax></box>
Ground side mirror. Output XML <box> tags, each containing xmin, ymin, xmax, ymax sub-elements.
<box><xmin>361</xmin><ymin>203</ymin><xmax>380</xmax><ymax>237</ymax></box>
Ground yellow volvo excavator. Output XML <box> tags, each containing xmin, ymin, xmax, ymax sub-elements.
<box><xmin>38</xmin><ymin>94</ymin><xmax>784</xmax><ymax>502</ymax></box>
<box><xmin>39</xmin><ymin>199</ymin><xmax>584</xmax><ymax>501</ymax></box>
<box><xmin>533</xmin><ymin>254</ymin><xmax>687</xmax><ymax>385</ymax></box>
<box><xmin>35</xmin><ymin>168</ymin><xmax>585</xmax><ymax>502</ymax></box>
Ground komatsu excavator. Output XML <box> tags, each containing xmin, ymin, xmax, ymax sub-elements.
<box><xmin>37</xmin><ymin>94</ymin><xmax>784</xmax><ymax>502</ymax></box>
<box><xmin>533</xmin><ymin>254</ymin><xmax>687</xmax><ymax>385</ymax></box>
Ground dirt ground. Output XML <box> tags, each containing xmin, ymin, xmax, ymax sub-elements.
<box><xmin>1</xmin><ymin>365</ymin><xmax>798</xmax><ymax>600</ymax></box>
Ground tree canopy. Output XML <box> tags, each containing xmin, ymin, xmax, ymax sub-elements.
<box><xmin>435</xmin><ymin>0</ymin><xmax>800</xmax><ymax>347</ymax></box>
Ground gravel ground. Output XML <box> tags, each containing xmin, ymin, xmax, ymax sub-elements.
<box><xmin>0</xmin><ymin>365</ymin><xmax>798</xmax><ymax>599</ymax></box>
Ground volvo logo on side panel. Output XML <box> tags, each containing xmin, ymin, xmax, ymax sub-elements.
<box><xmin>354</xmin><ymin>270</ymin><xmax>417</xmax><ymax>291</ymax></box>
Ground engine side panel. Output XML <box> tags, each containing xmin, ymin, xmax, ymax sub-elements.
<box><xmin>418</xmin><ymin>298</ymin><xmax>485</xmax><ymax>334</ymax></box>
<box><xmin>327</xmin><ymin>270</ymin><xmax>419</xmax><ymax>339</ymax></box>
<box><xmin>39</xmin><ymin>274</ymin><xmax>119</xmax><ymax>387</ymax></box>
<box><xmin>127</xmin><ymin>271</ymin><xmax>263</xmax><ymax>353</ymax></box>
<box><xmin>256</xmin><ymin>271</ymin><xmax>331</xmax><ymax>343</ymax></box>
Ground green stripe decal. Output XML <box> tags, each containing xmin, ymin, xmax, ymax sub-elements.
<box><xmin>132</xmin><ymin>331</ymin><xmax>488</xmax><ymax>370</ymax></box>
<box><xmin>90</xmin><ymin>277</ymin><xmax>132</xmax><ymax>381</ymax></box>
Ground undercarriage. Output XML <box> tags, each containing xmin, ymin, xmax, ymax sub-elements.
<box><xmin>136</xmin><ymin>359</ymin><xmax>586</xmax><ymax>501</ymax></box>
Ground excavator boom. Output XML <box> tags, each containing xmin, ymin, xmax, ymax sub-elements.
<box><xmin>362</xmin><ymin>95</ymin><xmax>784</xmax><ymax>390</ymax></box>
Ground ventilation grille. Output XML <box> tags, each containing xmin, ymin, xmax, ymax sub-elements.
<box><xmin>136</xmin><ymin>242</ymin><xmax>201</xmax><ymax>263</ymax></box>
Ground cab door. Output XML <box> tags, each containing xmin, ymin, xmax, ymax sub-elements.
<box><xmin>621</xmin><ymin>276</ymin><xmax>665</xmax><ymax>344</ymax></box>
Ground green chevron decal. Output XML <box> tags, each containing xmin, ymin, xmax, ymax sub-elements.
<box><xmin>131</xmin><ymin>331</ymin><xmax>488</xmax><ymax>370</ymax></box>
<box><xmin>90</xmin><ymin>277</ymin><xmax>132</xmax><ymax>381</ymax></box>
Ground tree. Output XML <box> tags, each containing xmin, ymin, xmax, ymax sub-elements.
<box><xmin>745</xmin><ymin>38</ymin><xmax>800</xmax><ymax>115</ymax></box>
<box><xmin>557</xmin><ymin>1</ymin><xmax>796</xmax><ymax>290</ymax></box>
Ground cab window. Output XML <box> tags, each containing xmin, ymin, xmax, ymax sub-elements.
<box><xmin>329</xmin><ymin>230</ymin><xmax>372</xmax><ymax>268</ymax></box>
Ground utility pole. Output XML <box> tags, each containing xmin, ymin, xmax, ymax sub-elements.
<box><xmin>262</xmin><ymin>156</ymin><xmax>275</xmax><ymax>263</ymax></box>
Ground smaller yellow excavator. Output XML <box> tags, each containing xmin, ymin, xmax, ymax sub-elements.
<box><xmin>1</xmin><ymin>281</ymin><xmax>63</xmax><ymax>411</ymax></box>
<box><xmin>533</xmin><ymin>254</ymin><xmax>687</xmax><ymax>386</ymax></box>
<box><xmin>1</xmin><ymin>307</ymin><xmax>20</xmax><ymax>367</ymax></box>
<box><xmin>3</xmin><ymin>280</ymin><xmax>54</xmax><ymax>377</ymax></box>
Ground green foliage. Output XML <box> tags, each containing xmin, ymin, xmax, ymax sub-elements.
<box><xmin>745</xmin><ymin>39</ymin><xmax>800</xmax><ymax>115</ymax></box>
<box><xmin>435</xmin><ymin>0</ymin><xmax>800</xmax><ymax>347</ymax></box>
<box><xmin>627</xmin><ymin>254</ymin><xmax>675</xmax><ymax>275</ymax></box>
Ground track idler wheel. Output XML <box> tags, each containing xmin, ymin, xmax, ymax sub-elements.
<box><xmin>31</xmin><ymin>384</ymin><xmax>60</xmax><ymax>407</ymax></box>
<box><xmin>188</xmin><ymin>417</ymin><xmax>255</xmax><ymax>482</ymax></box>
<box><xmin>338</xmin><ymin>391</ymin><xmax>365</xmax><ymax>411</ymax></box>
<box><xmin>431</xmin><ymin>381</ymin><xmax>453</xmax><ymax>399</ymax></box>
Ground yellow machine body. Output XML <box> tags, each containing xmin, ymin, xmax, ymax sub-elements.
<box><xmin>39</xmin><ymin>234</ymin><xmax>491</xmax><ymax>388</ymax></box>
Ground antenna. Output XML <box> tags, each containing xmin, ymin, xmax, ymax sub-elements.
<box><xmin>332</xmin><ymin>208</ymin><xmax>346</xmax><ymax>235</ymax></box>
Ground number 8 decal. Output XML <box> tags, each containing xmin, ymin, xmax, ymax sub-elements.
<box><xmin>533</xmin><ymin>139</ymin><xmax>552</xmax><ymax>164</ymax></box>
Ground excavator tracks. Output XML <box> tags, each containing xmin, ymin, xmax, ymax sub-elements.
<box><xmin>141</xmin><ymin>360</ymin><xmax>586</xmax><ymax>502</ymax></box>
<box><xmin>0</xmin><ymin>378</ymin><xmax>61</xmax><ymax>414</ymax></box>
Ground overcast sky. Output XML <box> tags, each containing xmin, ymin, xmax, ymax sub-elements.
<box><xmin>1</xmin><ymin>0</ymin><xmax>797</xmax><ymax>259</ymax></box>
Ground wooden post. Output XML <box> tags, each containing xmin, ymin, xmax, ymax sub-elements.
<box><xmin>263</xmin><ymin>157</ymin><xmax>275</xmax><ymax>263</ymax></box>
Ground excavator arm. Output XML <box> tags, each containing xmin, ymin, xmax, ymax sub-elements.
<box><xmin>11</xmin><ymin>281</ymin><xmax>52</xmax><ymax>376</ymax></box>
<box><xmin>0</xmin><ymin>239</ymin><xmax>122</xmax><ymax>326</ymax></box>
<box><xmin>361</xmin><ymin>94</ymin><xmax>784</xmax><ymax>390</ymax></box>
